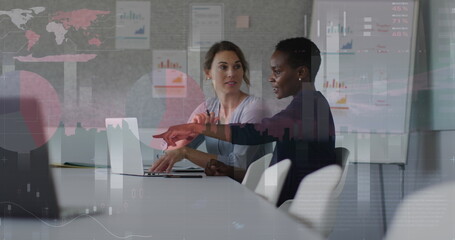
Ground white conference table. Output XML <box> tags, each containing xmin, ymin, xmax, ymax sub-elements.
<box><xmin>0</xmin><ymin>168</ymin><xmax>322</xmax><ymax>240</ymax></box>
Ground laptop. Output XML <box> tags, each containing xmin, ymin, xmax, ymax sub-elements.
<box><xmin>105</xmin><ymin>118</ymin><xmax>202</xmax><ymax>177</ymax></box>
<box><xmin>0</xmin><ymin>98</ymin><xmax>97</xmax><ymax>219</ymax></box>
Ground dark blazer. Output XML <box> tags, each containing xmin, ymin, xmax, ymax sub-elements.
<box><xmin>231</xmin><ymin>90</ymin><xmax>336</xmax><ymax>206</ymax></box>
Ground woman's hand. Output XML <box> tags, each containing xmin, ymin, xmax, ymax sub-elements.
<box><xmin>153</xmin><ymin>123</ymin><xmax>205</xmax><ymax>147</ymax></box>
<box><xmin>149</xmin><ymin>148</ymin><xmax>186</xmax><ymax>173</ymax></box>
<box><xmin>205</xmin><ymin>159</ymin><xmax>234</xmax><ymax>177</ymax></box>
<box><xmin>205</xmin><ymin>159</ymin><xmax>246</xmax><ymax>182</ymax></box>
<box><xmin>191</xmin><ymin>112</ymin><xmax>219</xmax><ymax>124</ymax></box>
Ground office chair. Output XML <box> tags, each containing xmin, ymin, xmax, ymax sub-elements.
<box><xmin>254</xmin><ymin>159</ymin><xmax>291</xmax><ymax>206</ymax></box>
<box><xmin>385</xmin><ymin>181</ymin><xmax>455</xmax><ymax>240</ymax></box>
<box><xmin>333</xmin><ymin>147</ymin><xmax>350</xmax><ymax>197</ymax></box>
<box><xmin>287</xmin><ymin>164</ymin><xmax>342</xmax><ymax>238</ymax></box>
<box><xmin>279</xmin><ymin>147</ymin><xmax>350</xmax><ymax>211</ymax></box>
<box><xmin>242</xmin><ymin>153</ymin><xmax>273</xmax><ymax>191</ymax></box>
<box><xmin>335</xmin><ymin>147</ymin><xmax>350</xmax><ymax>168</ymax></box>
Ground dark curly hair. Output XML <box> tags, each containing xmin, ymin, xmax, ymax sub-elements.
<box><xmin>275</xmin><ymin>37</ymin><xmax>321</xmax><ymax>82</ymax></box>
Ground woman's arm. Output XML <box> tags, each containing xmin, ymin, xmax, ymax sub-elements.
<box><xmin>184</xmin><ymin>147</ymin><xmax>217</xmax><ymax>168</ymax></box>
<box><xmin>205</xmin><ymin>159</ymin><xmax>246</xmax><ymax>183</ymax></box>
<box><xmin>153</xmin><ymin>123</ymin><xmax>231</xmax><ymax>148</ymax></box>
<box><xmin>150</xmin><ymin>146</ymin><xmax>217</xmax><ymax>172</ymax></box>
<box><xmin>149</xmin><ymin>133</ymin><xmax>204</xmax><ymax>172</ymax></box>
<box><xmin>217</xmin><ymin>98</ymin><xmax>272</xmax><ymax>169</ymax></box>
<box><xmin>155</xmin><ymin>94</ymin><xmax>304</xmax><ymax>147</ymax></box>
<box><xmin>153</xmin><ymin>122</ymin><xmax>279</xmax><ymax>148</ymax></box>
<box><xmin>150</xmin><ymin>101</ymin><xmax>214</xmax><ymax>172</ymax></box>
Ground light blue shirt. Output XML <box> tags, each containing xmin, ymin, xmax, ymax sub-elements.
<box><xmin>186</xmin><ymin>96</ymin><xmax>271</xmax><ymax>169</ymax></box>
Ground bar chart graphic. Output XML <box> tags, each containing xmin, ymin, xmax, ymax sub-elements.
<box><xmin>330</xmin><ymin>95</ymin><xmax>349</xmax><ymax>110</ymax></box>
<box><xmin>341</xmin><ymin>40</ymin><xmax>353</xmax><ymax>49</ymax></box>
<box><xmin>152</xmin><ymin>69</ymin><xmax>187</xmax><ymax>98</ymax></box>
<box><xmin>323</xmin><ymin>79</ymin><xmax>348</xmax><ymax>89</ymax></box>
<box><xmin>156</xmin><ymin>59</ymin><xmax>182</xmax><ymax>69</ymax></box>
<box><xmin>326</xmin><ymin>94</ymin><xmax>349</xmax><ymax>110</ymax></box>
<box><xmin>134</xmin><ymin>26</ymin><xmax>145</xmax><ymax>34</ymax></box>
<box><xmin>119</xmin><ymin>10</ymin><xmax>144</xmax><ymax>20</ymax></box>
<box><xmin>327</xmin><ymin>23</ymin><xmax>352</xmax><ymax>34</ymax></box>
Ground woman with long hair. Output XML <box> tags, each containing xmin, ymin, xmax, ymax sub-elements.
<box><xmin>150</xmin><ymin>41</ymin><xmax>269</xmax><ymax>172</ymax></box>
<box><xmin>154</xmin><ymin>37</ymin><xmax>336</xmax><ymax>206</ymax></box>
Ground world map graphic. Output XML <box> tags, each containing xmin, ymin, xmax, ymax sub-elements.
<box><xmin>0</xmin><ymin>7</ymin><xmax>111</xmax><ymax>61</ymax></box>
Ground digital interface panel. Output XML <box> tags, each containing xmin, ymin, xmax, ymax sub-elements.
<box><xmin>311</xmin><ymin>0</ymin><xmax>417</xmax><ymax>134</ymax></box>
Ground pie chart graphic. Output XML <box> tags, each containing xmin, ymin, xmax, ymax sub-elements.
<box><xmin>0</xmin><ymin>71</ymin><xmax>61</xmax><ymax>153</ymax></box>
<box><xmin>126</xmin><ymin>69</ymin><xmax>205</xmax><ymax>149</ymax></box>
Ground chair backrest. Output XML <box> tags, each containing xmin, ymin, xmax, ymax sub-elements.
<box><xmin>242</xmin><ymin>153</ymin><xmax>273</xmax><ymax>191</ymax></box>
<box><xmin>333</xmin><ymin>147</ymin><xmax>350</xmax><ymax>197</ymax></box>
<box><xmin>385</xmin><ymin>181</ymin><xmax>455</xmax><ymax>240</ymax></box>
<box><xmin>279</xmin><ymin>147</ymin><xmax>351</xmax><ymax>212</ymax></box>
<box><xmin>254</xmin><ymin>159</ymin><xmax>291</xmax><ymax>205</ymax></box>
<box><xmin>335</xmin><ymin>147</ymin><xmax>350</xmax><ymax>168</ymax></box>
<box><xmin>289</xmin><ymin>164</ymin><xmax>342</xmax><ymax>238</ymax></box>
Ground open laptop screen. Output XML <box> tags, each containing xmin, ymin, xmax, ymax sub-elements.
<box><xmin>105</xmin><ymin>118</ymin><xmax>145</xmax><ymax>175</ymax></box>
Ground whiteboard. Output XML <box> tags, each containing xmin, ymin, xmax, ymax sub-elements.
<box><xmin>310</xmin><ymin>0</ymin><xmax>418</xmax><ymax>164</ymax></box>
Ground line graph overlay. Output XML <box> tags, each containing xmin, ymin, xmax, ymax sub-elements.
<box><xmin>0</xmin><ymin>201</ymin><xmax>155</xmax><ymax>239</ymax></box>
